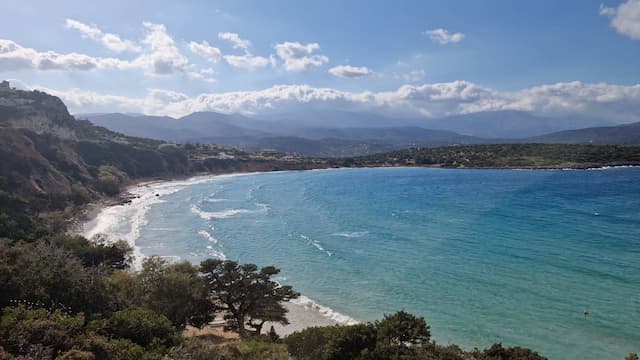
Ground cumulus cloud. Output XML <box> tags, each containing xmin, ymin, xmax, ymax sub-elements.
<box><xmin>223</xmin><ymin>54</ymin><xmax>272</xmax><ymax>70</ymax></box>
<box><xmin>0</xmin><ymin>38</ymin><xmax>131</xmax><ymax>71</ymax></box>
<box><xmin>600</xmin><ymin>0</ymin><xmax>640</xmax><ymax>40</ymax></box>
<box><xmin>134</xmin><ymin>22</ymin><xmax>189</xmax><ymax>75</ymax></box>
<box><xmin>328</xmin><ymin>65</ymin><xmax>373</xmax><ymax>78</ymax></box>
<box><xmin>216</xmin><ymin>32</ymin><xmax>272</xmax><ymax>70</ymax></box>
<box><xmin>424</xmin><ymin>28</ymin><xmax>465</xmax><ymax>44</ymax></box>
<box><xmin>65</xmin><ymin>19</ymin><xmax>141</xmax><ymax>52</ymax></box>
<box><xmin>31</xmin><ymin>80</ymin><xmax>640</xmax><ymax>124</ymax></box>
<box><xmin>3</xmin><ymin>22</ymin><xmax>224</xmax><ymax>83</ymax></box>
<box><xmin>274</xmin><ymin>42</ymin><xmax>329</xmax><ymax>71</ymax></box>
<box><xmin>188</xmin><ymin>40</ymin><xmax>222</xmax><ymax>62</ymax></box>
<box><xmin>218</xmin><ymin>32</ymin><xmax>251</xmax><ymax>52</ymax></box>
<box><xmin>5</xmin><ymin>21</ymin><xmax>189</xmax><ymax>76</ymax></box>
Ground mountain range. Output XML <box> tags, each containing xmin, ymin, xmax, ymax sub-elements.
<box><xmin>80</xmin><ymin>110</ymin><xmax>639</xmax><ymax>157</ymax></box>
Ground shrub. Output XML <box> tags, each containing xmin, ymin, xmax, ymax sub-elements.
<box><xmin>105</xmin><ymin>307</ymin><xmax>179</xmax><ymax>348</ymax></box>
<box><xmin>0</xmin><ymin>241</ymin><xmax>112</xmax><ymax>314</ymax></box>
<box><xmin>285</xmin><ymin>324</ymin><xmax>378</xmax><ymax>360</ymax></box>
<box><xmin>375</xmin><ymin>310</ymin><xmax>430</xmax><ymax>346</ymax></box>
<box><xmin>0</xmin><ymin>305</ymin><xmax>85</xmax><ymax>358</ymax></box>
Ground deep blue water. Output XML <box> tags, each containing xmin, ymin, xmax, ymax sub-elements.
<box><xmin>134</xmin><ymin>167</ymin><xmax>640</xmax><ymax>359</ymax></box>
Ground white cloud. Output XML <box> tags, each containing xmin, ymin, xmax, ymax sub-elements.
<box><xmin>424</xmin><ymin>28</ymin><xmax>465</xmax><ymax>44</ymax></box>
<box><xmin>218</xmin><ymin>32</ymin><xmax>251</xmax><ymax>52</ymax></box>
<box><xmin>64</xmin><ymin>19</ymin><xmax>102</xmax><ymax>39</ymax></box>
<box><xmin>0</xmin><ymin>38</ymin><xmax>132</xmax><ymax>71</ymax></box>
<box><xmin>216</xmin><ymin>32</ymin><xmax>272</xmax><ymax>70</ymax></box>
<box><xmin>328</xmin><ymin>65</ymin><xmax>373</xmax><ymax>78</ymax></box>
<box><xmin>33</xmin><ymin>80</ymin><xmax>640</xmax><ymax>124</ymax></box>
<box><xmin>223</xmin><ymin>54</ymin><xmax>271</xmax><ymax>70</ymax></box>
<box><xmin>600</xmin><ymin>0</ymin><xmax>640</xmax><ymax>40</ymax></box>
<box><xmin>274</xmin><ymin>42</ymin><xmax>329</xmax><ymax>71</ymax></box>
<box><xmin>3</xmin><ymin>23</ymin><xmax>223</xmax><ymax>83</ymax></box>
<box><xmin>65</xmin><ymin>19</ymin><xmax>141</xmax><ymax>52</ymax></box>
<box><xmin>134</xmin><ymin>22</ymin><xmax>189</xmax><ymax>75</ymax></box>
<box><xmin>188</xmin><ymin>40</ymin><xmax>222</xmax><ymax>62</ymax></box>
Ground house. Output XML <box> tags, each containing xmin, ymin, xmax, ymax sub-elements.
<box><xmin>0</xmin><ymin>80</ymin><xmax>11</xmax><ymax>92</ymax></box>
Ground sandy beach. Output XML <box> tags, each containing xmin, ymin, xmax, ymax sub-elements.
<box><xmin>75</xmin><ymin>172</ymin><xmax>357</xmax><ymax>336</ymax></box>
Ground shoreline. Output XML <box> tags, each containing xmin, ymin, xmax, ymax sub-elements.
<box><xmin>74</xmin><ymin>170</ymin><xmax>358</xmax><ymax>335</ymax></box>
<box><xmin>72</xmin><ymin>164</ymin><xmax>638</xmax><ymax>336</ymax></box>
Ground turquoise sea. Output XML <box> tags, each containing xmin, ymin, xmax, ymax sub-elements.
<box><xmin>91</xmin><ymin>167</ymin><xmax>640</xmax><ymax>359</ymax></box>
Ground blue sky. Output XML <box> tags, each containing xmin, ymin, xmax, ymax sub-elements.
<box><xmin>1</xmin><ymin>0</ymin><xmax>639</xmax><ymax>121</ymax></box>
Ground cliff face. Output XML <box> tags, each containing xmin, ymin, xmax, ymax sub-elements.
<box><xmin>0</xmin><ymin>88</ymin><xmax>91</xmax><ymax>197</ymax></box>
<box><xmin>0</xmin><ymin>88</ymin><xmax>77</xmax><ymax>140</ymax></box>
<box><xmin>0</xmin><ymin>87</ymin><xmax>190</xmax><ymax>204</ymax></box>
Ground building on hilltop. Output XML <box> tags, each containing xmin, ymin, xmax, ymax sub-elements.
<box><xmin>0</xmin><ymin>80</ymin><xmax>11</xmax><ymax>92</ymax></box>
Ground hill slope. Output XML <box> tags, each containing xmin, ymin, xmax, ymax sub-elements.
<box><xmin>525</xmin><ymin>122</ymin><xmax>640</xmax><ymax>145</ymax></box>
<box><xmin>0</xmin><ymin>88</ymin><xmax>316</xmax><ymax>215</ymax></box>
<box><xmin>344</xmin><ymin>143</ymin><xmax>640</xmax><ymax>169</ymax></box>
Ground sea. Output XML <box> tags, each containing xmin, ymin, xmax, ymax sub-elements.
<box><xmin>82</xmin><ymin>167</ymin><xmax>640</xmax><ymax>359</ymax></box>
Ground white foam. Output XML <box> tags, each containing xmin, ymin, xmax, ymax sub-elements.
<box><xmin>204</xmin><ymin>198</ymin><xmax>228</xmax><ymax>203</ymax></box>
<box><xmin>290</xmin><ymin>294</ymin><xmax>359</xmax><ymax>325</ymax></box>
<box><xmin>209</xmin><ymin>250</ymin><xmax>227</xmax><ymax>260</ymax></box>
<box><xmin>198</xmin><ymin>230</ymin><xmax>218</xmax><ymax>244</ymax></box>
<box><xmin>191</xmin><ymin>205</ymin><xmax>254</xmax><ymax>220</ymax></box>
<box><xmin>558</xmin><ymin>165</ymin><xmax>639</xmax><ymax>171</ymax></box>
<box><xmin>586</xmin><ymin>165</ymin><xmax>638</xmax><ymax>170</ymax></box>
<box><xmin>332</xmin><ymin>231</ymin><xmax>368</xmax><ymax>238</ymax></box>
<box><xmin>198</xmin><ymin>230</ymin><xmax>226</xmax><ymax>259</ymax></box>
<box><xmin>82</xmin><ymin>184</ymin><xmax>184</xmax><ymax>268</ymax></box>
<box><xmin>81</xmin><ymin>172</ymin><xmax>259</xmax><ymax>269</ymax></box>
<box><xmin>301</xmin><ymin>234</ymin><xmax>332</xmax><ymax>256</ymax></box>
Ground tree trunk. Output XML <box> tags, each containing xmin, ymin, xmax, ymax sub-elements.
<box><xmin>236</xmin><ymin>314</ymin><xmax>247</xmax><ymax>338</ymax></box>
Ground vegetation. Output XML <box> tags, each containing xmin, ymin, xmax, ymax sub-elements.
<box><xmin>1</xmin><ymin>87</ymin><xmax>637</xmax><ymax>359</ymax></box>
<box><xmin>285</xmin><ymin>312</ymin><xmax>551</xmax><ymax>360</ymax></box>
<box><xmin>338</xmin><ymin>143</ymin><xmax>640</xmax><ymax>169</ymax></box>
<box><xmin>0</xmin><ymin>232</ymin><xmax>300</xmax><ymax>359</ymax></box>
<box><xmin>200</xmin><ymin>259</ymin><xmax>299</xmax><ymax>338</ymax></box>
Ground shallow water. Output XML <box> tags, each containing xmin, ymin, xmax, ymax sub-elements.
<box><xmin>90</xmin><ymin>167</ymin><xmax>640</xmax><ymax>359</ymax></box>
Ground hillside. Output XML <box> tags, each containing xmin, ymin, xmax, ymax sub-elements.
<box><xmin>82</xmin><ymin>112</ymin><xmax>488</xmax><ymax>156</ymax></box>
<box><xmin>525</xmin><ymin>122</ymin><xmax>640</xmax><ymax>145</ymax></box>
<box><xmin>84</xmin><ymin>112</ymin><xmax>270</xmax><ymax>142</ymax></box>
<box><xmin>83</xmin><ymin>110</ymin><xmax>637</xmax><ymax>157</ymax></box>
<box><xmin>421</xmin><ymin>110</ymin><xmax>614</xmax><ymax>138</ymax></box>
<box><xmin>3</xmin><ymin>87</ymin><xmax>639</xmax><ymax>216</ymax></box>
<box><xmin>0</xmin><ymin>87</ymin><xmax>321</xmax><ymax>222</ymax></box>
<box><xmin>3</xmin><ymin>88</ymin><xmax>640</xmax><ymax>360</ymax></box>
<box><xmin>342</xmin><ymin>144</ymin><xmax>640</xmax><ymax>169</ymax></box>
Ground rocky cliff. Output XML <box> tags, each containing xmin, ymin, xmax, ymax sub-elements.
<box><xmin>0</xmin><ymin>86</ymin><xmax>192</xmax><ymax>205</ymax></box>
<box><xmin>0</xmin><ymin>86</ymin><xmax>78</xmax><ymax>140</ymax></box>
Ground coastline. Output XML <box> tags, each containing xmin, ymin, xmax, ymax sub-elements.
<box><xmin>72</xmin><ymin>164</ymin><xmax>638</xmax><ymax>336</ymax></box>
<box><xmin>74</xmin><ymin>170</ymin><xmax>358</xmax><ymax>335</ymax></box>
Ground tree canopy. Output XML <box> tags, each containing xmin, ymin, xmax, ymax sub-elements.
<box><xmin>199</xmin><ymin>259</ymin><xmax>299</xmax><ymax>338</ymax></box>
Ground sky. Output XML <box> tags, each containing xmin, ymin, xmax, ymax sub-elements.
<box><xmin>1</xmin><ymin>0</ymin><xmax>640</xmax><ymax>122</ymax></box>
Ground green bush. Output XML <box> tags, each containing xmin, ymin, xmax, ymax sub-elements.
<box><xmin>105</xmin><ymin>307</ymin><xmax>179</xmax><ymax>348</ymax></box>
<box><xmin>285</xmin><ymin>324</ymin><xmax>378</xmax><ymax>360</ymax></box>
<box><xmin>76</xmin><ymin>334</ymin><xmax>150</xmax><ymax>360</ymax></box>
<box><xmin>0</xmin><ymin>241</ymin><xmax>112</xmax><ymax>314</ymax></box>
<box><xmin>376</xmin><ymin>310</ymin><xmax>430</xmax><ymax>346</ymax></box>
<box><xmin>107</xmin><ymin>257</ymin><xmax>214</xmax><ymax>329</ymax></box>
<box><xmin>0</xmin><ymin>305</ymin><xmax>85</xmax><ymax>357</ymax></box>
